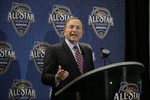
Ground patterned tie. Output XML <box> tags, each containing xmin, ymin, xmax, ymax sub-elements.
<box><xmin>74</xmin><ymin>45</ymin><xmax>83</xmax><ymax>74</ymax></box>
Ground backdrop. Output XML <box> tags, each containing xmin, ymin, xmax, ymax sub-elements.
<box><xmin>0</xmin><ymin>0</ymin><xmax>125</xmax><ymax>99</ymax></box>
<box><xmin>125</xmin><ymin>0</ymin><xmax>149</xmax><ymax>99</ymax></box>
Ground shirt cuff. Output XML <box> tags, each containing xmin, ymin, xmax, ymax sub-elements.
<box><xmin>55</xmin><ymin>75</ymin><xmax>60</xmax><ymax>87</ymax></box>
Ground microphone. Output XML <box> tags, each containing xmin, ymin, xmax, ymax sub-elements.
<box><xmin>100</xmin><ymin>47</ymin><xmax>111</xmax><ymax>65</ymax></box>
<box><xmin>100</xmin><ymin>48</ymin><xmax>110</xmax><ymax>59</ymax></box>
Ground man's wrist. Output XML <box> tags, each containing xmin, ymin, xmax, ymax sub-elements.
<box><xmin>55</xmin><ymin>75</ymin><xmax>60</xmax><ymax>87</ymax></box>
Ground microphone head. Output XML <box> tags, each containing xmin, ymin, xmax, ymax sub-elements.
<box><xmin>100</xmin><ymin>48</ymin><xmax>110</xmax><ymax>58</ymax></box>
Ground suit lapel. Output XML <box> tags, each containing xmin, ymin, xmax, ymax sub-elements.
<box><xmin>62</xmin><ymin>42</ymin><xmax>81</xmax><ymax>74</ymax></box>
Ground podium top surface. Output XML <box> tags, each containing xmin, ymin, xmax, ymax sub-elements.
<box><xmin>55</xmin><ymin>61</ymin><xmax>144</xmax><ymax>96</ymax></box>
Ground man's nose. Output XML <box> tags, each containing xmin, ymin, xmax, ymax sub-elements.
<box><xmin>72</xmin><ymin>27</ymin><xmax>77</xmax><ymax>31</ymax></box>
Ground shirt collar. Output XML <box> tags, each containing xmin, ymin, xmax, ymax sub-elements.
<box><xmin>65</xmin><ymin>39</ymin><xmax>80</xmax><ymax>50</ymax></box>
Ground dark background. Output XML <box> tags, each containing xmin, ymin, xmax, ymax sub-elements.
<box><xmin>125</xmin><ymin>0</ymin><xmax>149</xmax><ymax>99</ymax></box>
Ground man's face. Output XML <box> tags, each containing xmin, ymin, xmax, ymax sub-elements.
<box><xmin>63</xmin><ymin>19</ymin><xmax>84</xmax><ymax>44</ymax></box>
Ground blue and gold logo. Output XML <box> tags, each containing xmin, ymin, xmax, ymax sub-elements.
<box><xmin>88</xmin><ymin>7</ymin><xmax>113</xmax><ymax>39</ymax></box>
<box><xmin>30</xmin><ymin>41</ymin><xmax>50</xmax><ymax>74</ymax></box>
<box><xmin>9</xmin><ymin>79</ymin><xmax>36</xmax><ymax>100</ymax></box>
<box><xmin>0</xmin><ymin>41</ymin><xmax>16</xmax><ymax>75</ymax></box>
<box><xmin>48</xmin><ymin>5</ymin><xmax>73</xmax><ymax>38</ymax></box>
<box><xmin>8</xmin><ymin>2</ymin><xmax>35</xmax><ymax>37</ymax></box>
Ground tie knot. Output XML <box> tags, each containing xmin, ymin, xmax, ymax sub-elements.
<box><xmin>74</xmin><ymin>45</ymin><xmax>78</xmax><ymax>50</ymax></box>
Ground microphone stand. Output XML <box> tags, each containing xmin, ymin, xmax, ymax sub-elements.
<box><xmin>103</xmin><ymin>57</ymin><xmax>111</xmax><ymax>66</ymax></box>
<box><xmin>100</xmin><ymin>48</ymin><xmax>111</xmax><ymax>66</ymax></box>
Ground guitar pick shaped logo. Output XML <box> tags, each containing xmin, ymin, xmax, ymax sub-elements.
<box><xmin>8</xmin><ymin>2</ymin><xmax>35</xmax><ymax>37</ymax></box>
<box><xmin>88</xmin><ymin>7</ymin><xmax>113</xmax><ymax>39</ymax></box>
<box><xmin>48</xmin><ymin>5</ymin><xmax>73</xmax><ymax>38</ymax></box>
<box><xmin>114</xmin><ymin>82</ymin><xmax>141</xmax><ymax>100</ymax></box>
<box><xmin>30</xmin><ymin>41</ymin><xmax>50</xmax><ymax>74</ymax></box>
<box><xmin>9</xmin><ymin>79</ymin><xmax>36</xmax><ymax>100</ymax></box>
<box><xmin>0</xmin><ymin>41</ymin><xmax>16</xmax><ymax>75</ymax></box>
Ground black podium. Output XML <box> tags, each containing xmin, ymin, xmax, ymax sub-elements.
<box><xmin>55</xmin><ymin>61</ymin><xmax>144</xmax><ymax>100</ymax></box>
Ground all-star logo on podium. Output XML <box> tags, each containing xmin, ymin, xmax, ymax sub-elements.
<box><xmin>8</xmin><ymin>2</ymin><xmax>35</xmax><ymax>37</ymax></box>
<box><xmin>114</xmin><ymin>82</ymin><xmax>141</xmax><ymax>100</ymax></box>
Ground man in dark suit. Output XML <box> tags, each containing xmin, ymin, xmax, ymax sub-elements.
<box><xmin>41</xmin><ymin>17</ymin><xmax>95</xmax><ymax>100</ymax></box>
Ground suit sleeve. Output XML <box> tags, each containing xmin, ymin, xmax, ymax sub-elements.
<box><xmin>41</xmin><ymin>45</ymin><xmax>58</xmax><ymax>86</ymax></box>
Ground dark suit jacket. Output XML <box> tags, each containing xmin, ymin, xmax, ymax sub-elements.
<box><xmin>41</xmin><ymin>41</ymin><xmax>94</xmax><ymax>100</ymax></box>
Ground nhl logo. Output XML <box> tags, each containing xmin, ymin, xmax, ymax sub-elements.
<box><xmin>48</xmin><ymin>5</ymin><xmax>73</xmax><ymax>38</ymax></box>
<box><xmin>88</xmin><ymin>7</ymin><xmax>114</xmax><ymax>39</ymax></box>
<box><xmin>0</xmin><ymin>41</ymin><xmax>15</xmax><ymax>75</ymax></box>
<box><xmin>8</xmin><ymin>2</ymin><xmax>35</xmax><ymax>37</ymax></box>
<box><xmin>30</xmin><ymin>41</ymin><xmax>50</xmax><ymax>74</ymax></box>
<box><xmin>9</xmin><ymin>79</ymin><xmax>36</xmax><ymax>100</ymax></box>
<box><xmin>114</xmin><ymin>82</ymin><xmax>141</xmax><ymax>100</ymax></box>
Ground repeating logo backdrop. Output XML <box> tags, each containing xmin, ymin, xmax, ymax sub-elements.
<box><xmin>0</xmin><ymin>0</ymin><xmax>125</xmax><ymax>99</ymax></box>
